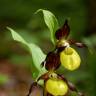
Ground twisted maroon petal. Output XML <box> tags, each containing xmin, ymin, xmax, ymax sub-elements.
<box><xmin>27</xmin><ymin>82</ymin><xmax>40</xmax><ymax>96</ymax></box>
<box><xmin>57</xmin><ymin>74</ymin><xmax>68</xmax><ymax>83</ymax></box>
<box><xmin>57</xmin><ymin>74</ymin><xmax>85</xmax><ymax>96</ymax></box>
<box><xmin>68</xmin><ymin>39</ymin><xmax>87</xmax><ymax>48</ymax></box>
<box><xmin>55</xmin><ymin>19</ymin><xmax>70</xmax><ymax>40</ymax></box>
<box><xmin>67</xmin><ymin>81</ymin><xmax>85</xmax><ymax>96</ymax></box>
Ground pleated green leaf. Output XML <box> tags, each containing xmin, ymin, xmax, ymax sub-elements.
<box><xmin>36</xmin><ymin>9</ymin><xmax>59</xmax><ymax>45</ymax></box>
<box><xmin>7</xmin><ymin>27</ymin><xmax>47</xmax><ymax>79</ymax></box>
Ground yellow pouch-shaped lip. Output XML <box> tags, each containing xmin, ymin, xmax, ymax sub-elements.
<box><xmin>46</xmin><ymin>78</ymin><xmax>68</xmax><ymax>95</ymax></box>
<box><xmin>60</xmin><ymin>47</ymin><xmax>81</xmax><ymax>71</ymax></box>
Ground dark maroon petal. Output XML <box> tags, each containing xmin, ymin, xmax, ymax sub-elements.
<box><xmin>55</xmin><ymin>19</ymin><xmax>70</xmax><ymax>40</ymax></box>
<box><xmin>68</xmin><ymin>39</ymin><xmax>87</xmax><ymax>48</ymax></box>
<box><xmin>45</xmin><ymin>51</ymin><xmax>60</xmax><ymax>71</ymax></box>
<box><xmin>57</xmin><ymin>74</ymin><xmax>67</xmax><ymax>83</ymax></box>
<box><xmin>57</xmin><ymin>74</ymin><xmax>84</xmax><ymax>96</ymax></box>
<box><xmin>67</xmin><ymin>81</ymin><xmax>85</xmax><ymax>96</ymax></box>
<box><xmin>68</xmin><ymin>39</ymin><xmax>76</xmax><ymax>45</ymax></box>
<box><xmin>67</xmin><ymin>81</ymin><xmax>77</xmax><ymax>92</ymax></box>
<box><xmin>55</xmin><ymin>74</ymin><xmax>85</xmax><ymax>96</ymax></box>
<box><xmin>57</xmin><ymin>46</ymin><xmax>66</xmax><ymax>53</ymax></box>
<box><xmin>74</xmin><ymin>42</ymin><xmax>87</xmax><ymax>48</ymax></box>
<box><xmin>27</xmin><ymin>82</ymin><xmax>41</xmax><ymax>96</ymax></box>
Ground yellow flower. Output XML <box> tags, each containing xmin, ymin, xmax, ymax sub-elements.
<box><xmin>60</xmin><ymin>47</ymin><xmax>81</xmax><ymax>71</ymax></box>
<box><xmin>45</xmin><ymin>78</ymin><xmax>68</xmax><ymax>95</ymax></box>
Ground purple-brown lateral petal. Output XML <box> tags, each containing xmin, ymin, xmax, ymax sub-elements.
<box><xmin>67</xmin><ymin>81</ymin><xmax>77</xmax><ymax>92</ymax></box>
<box><xmin>68</xmin><ymin>39</ymin><xmax>87</xmax><ymax>48</ymax></box>
<box><xmin>45</xmin><ymin>52</ymin><xmax>60</xmax><ymax>71</ymax></box>
<box><xmin>75</xmin><ymin>42</ymin><xmax>87</xmax><ymax>48</ymax></box>
<box><xmin>57</xmin><ymin>74</ymin><xmax>67</xmax><ymax>83</ymax></box>
<box><xmin>67</xmin><ymin>81</ymin><xmax>85</xmax><ymax>96</ymax></box>
<box><xmin>55</xmin><ymin>19</ymin><xmax>70</xmax><ymax>40</ymax></box>
<box><xmin>68</xmin><ymin>39</ymin><xmax>76</xmax><ymax>45</ymax></box>
<box><xmin>27</xmin><ymin>82</ymin><xmax>41</xmax><ymax>96</ymax></box>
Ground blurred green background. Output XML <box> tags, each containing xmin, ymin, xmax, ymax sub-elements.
<box><xmin>0</xmin><ymin>0</ymin><xmax>96</xmax><ymax>96</ymax></box>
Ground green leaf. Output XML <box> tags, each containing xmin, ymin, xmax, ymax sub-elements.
<box><xmin>7</xmin><ymin>27</ymin><xmax>47</xmax><ymax>79</ymax></box>
<box><xmin>27</xmin><ymin>43</ymin><xmax>46</xmax><ymax>74</ymax></box>
<box><xmin>7</xmin><ymin>27</ymin><xmax>27</xmax><ymax>45</ymax></box>
<box><xmin>36</xmin><ymin>9</ymin><xmax>59</xmax><ymax>45</ymax></box>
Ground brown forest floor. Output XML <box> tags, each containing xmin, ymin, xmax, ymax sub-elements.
<box><xmin>0</xmin><ymin>59</ymin><xmax>33</xmax><ymax>96</ymax></box>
